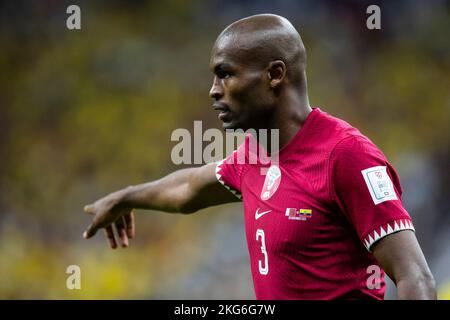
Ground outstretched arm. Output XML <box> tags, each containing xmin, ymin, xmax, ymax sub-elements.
<box><xmin>83</xmin><ymin>162</ymin><xmax>239</xmax><ymax>248</ymax></box>
<box><xmin>372</xmin><ymin>230</ymin><xmax>437</xmax><ymax>299</ymax></box>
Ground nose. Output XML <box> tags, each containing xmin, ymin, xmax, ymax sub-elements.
<box><xmin>209</xmin><ymin>76</ymin><xmax>224</xmax><ymax>100</ymax></box>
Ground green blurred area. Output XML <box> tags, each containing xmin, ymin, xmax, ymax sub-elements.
<box><xmin>0</xmin><ymin>0</ymin><xmax>449</xmax><ymax>299</ymax></box>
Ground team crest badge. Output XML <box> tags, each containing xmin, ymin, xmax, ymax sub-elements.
<box><xmin>260</xmin><ymin>165</ymin><xmax>281</xmax><ymax>200</ymax></box>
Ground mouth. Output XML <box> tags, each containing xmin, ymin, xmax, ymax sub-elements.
<box><xmin>213</xmin><ymin>103</ymin><xmax>231</xmax><ymax>121</ymax></box>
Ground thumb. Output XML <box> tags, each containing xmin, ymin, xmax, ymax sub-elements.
<box><xmin>84</xmin><ymin>204</ymin><xmax>95</xmax><ymax>214</ymax></box>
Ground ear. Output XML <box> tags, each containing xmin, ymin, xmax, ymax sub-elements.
<box><xmin>267</xmin><ymin>60</ymin><xmax>286</xmax><ymax>88</ymax></box>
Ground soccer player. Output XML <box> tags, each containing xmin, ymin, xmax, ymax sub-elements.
<box><xmin>83</xmin><ymin>14</ymin><xmax>436</xmax><ymax>299</ymax></box>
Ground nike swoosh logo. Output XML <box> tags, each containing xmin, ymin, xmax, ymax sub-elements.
<box><xmin>255</xmin><ymin>208</ymin><xmax>272</xmax><ymax>220</ymax></box>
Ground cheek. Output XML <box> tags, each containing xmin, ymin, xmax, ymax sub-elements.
<box><xmin>229</xmin><ymin>77</ymin><xmax>263</xmax><ymax>105</ymax></box>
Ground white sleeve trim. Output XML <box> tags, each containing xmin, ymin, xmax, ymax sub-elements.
<box><xmin>363</xmin><ymin>219</ymin><xmax>415</xmax><ymax>252</ymax></box>
<box><xmin>215</xmin><ymin>159</ymin><xmax>243</xmax><ymax>200</ymax></box>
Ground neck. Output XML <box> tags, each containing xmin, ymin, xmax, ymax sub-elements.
<box><xmin>257</xmin><ymin>88</ymin><xmax>311</xmax><ymax>154</ymax></box>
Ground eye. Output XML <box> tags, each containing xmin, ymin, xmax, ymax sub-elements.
<box><xmin>217</xmin><ymin>70</ymin><xmax>231</xmax><ymax>79</ymax></box>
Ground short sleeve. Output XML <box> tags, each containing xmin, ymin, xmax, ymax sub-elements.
<box><xmin>215</xmin><ymin>139</ymin><xmax>249</xmax><ymax>200</ymax></box>
<box><xmin>330</xmin><ymin>136</ymin><xmax>414</xmax><ymax>252</ymax></box>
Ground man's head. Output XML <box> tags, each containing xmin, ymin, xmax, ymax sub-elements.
<box><xmin>209</xmin><ymin>14</ymin><xmax>307</xmax><ymax>130</ymax></box>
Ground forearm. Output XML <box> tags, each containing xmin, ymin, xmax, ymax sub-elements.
<box><xmin>396</xmin><ymin>273</ymin><xmax>437</xmax><ymax>300</ymax></box>
<box><xmin>373</xmin><ymin>230</ymin><xmax>437</xmax><ymax>300</ymax></box>
<box><xmin>120</xmin><ymin>168</ymin><xmax>195</xmax><ymax>213</ymax></box>
<box><xmin>82</xmin><ymin>167</ymin><xmax>203</xmax><ymax>241</ymax></box>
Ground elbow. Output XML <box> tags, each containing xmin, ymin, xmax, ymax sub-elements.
<box><xmin>397</xmin><ymin>270</ymin><xmax>437</xmax><ymax>300</ymax></box>
<box><xmin>177</xmin><ymin>205</ymin><xmax>198</xmax><ymax>214</ymax></box>
<box><xmin>421</xmin><ymin>272</ymin><xmax>437</xmax><ymax>299</ymax></box>
<box><xmin>175</xmin><ymin>199</ymin><xmax>199</xmax><ymax>214</ymax></box>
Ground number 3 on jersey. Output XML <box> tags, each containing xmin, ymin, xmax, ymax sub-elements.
<box><xmin>256</xmin><ymin>229</ymin><xmax>269</xmax><ymax>275</ymax></box>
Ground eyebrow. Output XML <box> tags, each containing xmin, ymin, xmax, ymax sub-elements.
<box><xmin>213</xmin><ymin>63</ymin><xmax>233</xmax><ymax>73</ymax></box>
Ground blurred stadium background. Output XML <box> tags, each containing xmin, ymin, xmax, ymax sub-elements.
<box><xmin>0</xmin><ymin>0</ymin><xmax>449</xmax><ymax>299</ymax></box>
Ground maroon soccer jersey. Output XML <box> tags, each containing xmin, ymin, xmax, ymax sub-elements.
<box><xmin>215</xmin><ymin>107</ymin><xmax>414</xmax><ymax>300</ymax></box>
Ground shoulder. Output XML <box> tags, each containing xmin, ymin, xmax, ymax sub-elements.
<box><xmin>309</xmin><ymin>108</ymin><xmax>370</xmax><ymax>153</ymax></box>
<box><xmin>324</xmin><ymin>117</ymin><xmax>391</xmax><ymax>191</ymax></box>
<box><xmin>331</xmin><ymin>134</ymin><xmax>385</xmax><ymax>164</ymax></box>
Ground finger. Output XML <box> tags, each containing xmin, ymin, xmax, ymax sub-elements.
<box><xmin>104</xmin><ymin>226</ymin><xmax>118</xmax><ymax>249</ymax></box>
<box><xmin>115</xmin><ymin>217</ymin><xmax>129</xmax><ymax>248</ymax></box>
<box><xmin>83</xmin><ymin>222</ymin><xmax>99</xmax><ymax>239</ymax></box>
<box><xmin>84</xmin><ymin>204</ymin><xmax>95</xmax><ymax>215</ymax></box>
<box><xmin>123</xmin><ymin>211</ymin><xmax>135</xmax><ymax>239</ymax></box>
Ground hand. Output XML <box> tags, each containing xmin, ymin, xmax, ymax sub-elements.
<box><xmin>83</xmin><ymin>191</ymin><xmax>135</xmax><ymax>249</ymax></box>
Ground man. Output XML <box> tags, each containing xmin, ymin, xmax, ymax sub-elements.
<box><xmin>83</xmin><ymin>14</ymin><xmax>436</xmax><ymax>299</ymax></box>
